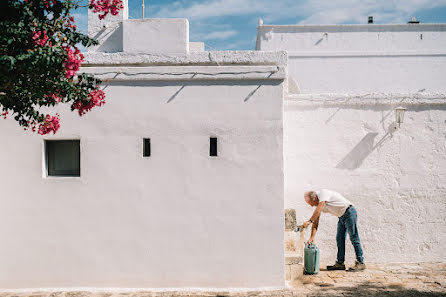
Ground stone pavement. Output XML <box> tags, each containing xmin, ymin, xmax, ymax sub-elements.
<box><xmin>0</xmin><ymin>263</ymin><xmax>444</xmax><ymax>297</ymax></box>
<box><xmin>290</xmin><ymin>262</ymin><xmax>446</xmax><ymax>296</ymax></box>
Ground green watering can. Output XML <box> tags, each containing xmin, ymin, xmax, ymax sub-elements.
<box><xmin>304</xmin><ymin>242</ymin><xmax>320</xmax><ymax>275</ymax></box>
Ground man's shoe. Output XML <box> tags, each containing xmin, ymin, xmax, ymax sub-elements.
<box><xmin>327</xmin><ymin>262</ymin><xmax>346</xmax><ymax>270</ymax></box>
<box><xmin>348</xmin><ymin>260</ymin><xmax>366</xmax><ymax>272</ymax></box>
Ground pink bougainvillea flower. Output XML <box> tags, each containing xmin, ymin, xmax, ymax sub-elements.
<box><xmin>73</xmin><ymin>88</ymin><xmax>106</xmax><ymax>116</ymax></box>
<box><xmin>63</xmin><ymin>46</ymin><xmax>84</xmax><ymax>79</ymax></box>
<box><xmin>42</xmin><ymin>0</ymin><xmax>57</xmax><ymax>8</ymax></box>
<box><xmin>64</xmin><ymin>16</ymin><xmax>77</xmax><ymax>29</ymax></box>
<box><xmin>90</xmin><ymin>0</ymin><xmax>123</xmax><ymax>20</ymax></box>
<box><xmin>1</xmin><ymin>111</ymin><xmax>8</xmax><ymax>119</ymax></box>
<box><xmin>31</xmin><ymin>30</ymin><xmax>49</xmax><ymax>46</ymax></box>
<box><xmin>45</xmin><ymin>93</ymin><xmax>62</xmax><ymax>102</ymax></box>
<box><xmin>38</xmin><ymin>114</ymin><xmax>60</xmax><ymax>135</ymax></box>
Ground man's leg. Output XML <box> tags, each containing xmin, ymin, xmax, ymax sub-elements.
<box><xmin>328</xmin><ymin>218</ymin><xmax>347</xmax><ymax>270</ymax></box>
<box><xmin>336</xmin><ymin>217</ymin><xmax>347</xmax><ymax>264</ymax></box>
<box><xmin>345</xmin><ymin>207</ymin><xmax>364</xmax><ymax>264</ymax></box>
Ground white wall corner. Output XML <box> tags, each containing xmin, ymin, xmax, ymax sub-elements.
<box><xmin>87</xmin><ymin>0</ymin><xmax>129</xmax><ymax>53</ymax></box>
<box><xmin>190</xmin><ymin>42</ymin><xmax>205</xmax><ymax>52</ymax></box>
<box><xmin>287</xmin><ymin>75</ymin><xmax>301</xmax><ymax>95</ymax></box>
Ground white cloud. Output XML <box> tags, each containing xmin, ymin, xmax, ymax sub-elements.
<box><xmin>154</xmin><ymin>0</ymin><xmax>260</xmax><ymax>20</ymax></box>
<box><xmin>296</xmin><ymin>0</ymin><xmax>446</xmax><ymax>24</ymax></box>
<box><xmin>224</xmin><ymin>36</ymin><xmax>257</xmax><ymax>50</ymax></box>
<box><xmin>201</xmin><ymin>30</ymin><xmax>238</xmax><ymax>40</ymax></box>
<box><xmin>150</xmin><ymin>0</ymin><xmax>446</xmax><ymax>49</ymax></box>
<box><xmin>153</xmin><ymin>0</ymin><xmax>446</xmax><ymax>24</ymax></box>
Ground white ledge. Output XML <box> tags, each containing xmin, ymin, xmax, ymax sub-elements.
<box><xmin>288</xmin><ymin>50</ymin><xmax>446</xmax><ymax>58</ymax></box>
<box><xmin>80</xmin><ymin>66</ymin><xmax>286</xmax><ymax>81</ymax></box>
<box><xmin>285</xmin><ymin>93</ymin><xmax>446</xmax><ymax>106</ymax></box>
<box><xmin>83</xmin><ymin>51</ymin><xmax>288</xmax><ymax>66</ymax></box>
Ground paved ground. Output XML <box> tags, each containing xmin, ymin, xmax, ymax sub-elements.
<box><xmin>0</xmin><ymin>263</ymin><xmax>444</xmax><ymax>297</ymax></box>
<box><xmin>290</xmin><ymin>262</ymin><xmax>446</xmax><ymax>296</ymax></box>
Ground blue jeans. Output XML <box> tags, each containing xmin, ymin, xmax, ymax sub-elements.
<box><xmin>336</xmin><ymin>206</ymin><xmax>364</xmax><ymax>264</ymax></box>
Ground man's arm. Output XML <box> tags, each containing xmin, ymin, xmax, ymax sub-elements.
<box><xmin>308</xmin><ymin>216</ymin><xmax>319</xmax><ymax>243</ymax></box>
<box><xmin>309</xmin><ymin>201</ymin><xmax>325</xmax><ymax>223</ymax></box>
<box><xmin>303</xmin><ymin>201</ymin><xmax>326</xmax><ymax>228</ymax></box>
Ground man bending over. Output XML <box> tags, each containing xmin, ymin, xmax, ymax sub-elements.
<box><xmin>302</xmin><ymin>189</ymin><xmax>365</xmax><ymax>271</ymax></box>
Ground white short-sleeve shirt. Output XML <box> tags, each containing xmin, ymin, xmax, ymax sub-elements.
<box><xmin>317</xmin><ymin>189</ymin><xmax>352</xmax><ymax>217</ymax></box>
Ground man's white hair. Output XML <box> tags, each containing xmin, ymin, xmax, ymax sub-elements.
<box><xmin>305</xmin><ymin>191</ymin><xmax>318</xmax><ymax>202</ymax></box>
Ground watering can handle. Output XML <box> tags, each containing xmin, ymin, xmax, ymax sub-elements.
<box><xmin>313</xmin><ymin>246</ymin><xmax>317</xmax><ymax>273</ymax></box>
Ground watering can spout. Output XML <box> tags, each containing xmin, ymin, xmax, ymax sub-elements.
<box><xmin>294</xmin><ymin>225</ymin><xmax>303</xmax><ymax>232</ymax></box>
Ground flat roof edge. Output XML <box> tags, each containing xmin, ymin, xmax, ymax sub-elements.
<box><xmin>79</xmin><ymin>65</ymin><xmax>287</xmax><ymax>81</ymax></box>
<box><xmin>84</xmin><ymin>51</ymin><xmax>288</xmax><ymax>67</ymax></box>
<box><xmin>258</xmin><ymin>23</ymin><xmax>446</xmax><ymax>33</ymax></box>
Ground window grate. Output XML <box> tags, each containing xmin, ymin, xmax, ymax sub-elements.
<box><xmin>46</xmin><ymin>140</ymin><xmax>80</xmax><ymax>177</ymax></box>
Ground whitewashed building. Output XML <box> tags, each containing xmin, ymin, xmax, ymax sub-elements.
<box><xmin>0</xmin><ymin>6</ymin><xmax>286</xmax><ymax>289</ymax></box>
<box><xmin>256</xmin><ymin>20</ymin><xmax>446</xmax><ymax>265</ymax></box>
<box><xmin>0</xmin><ymin>4</ymin><xmax>445</xmax><ymax>290</ymax></box>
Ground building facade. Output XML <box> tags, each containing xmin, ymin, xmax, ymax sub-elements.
<box><xmin>257</xmin><ymin>22</ymin><xmax>446</xmax><ymax>263</ymax></box>
<box><xmin>0</xmin><ymin>7</ymin><xmax>286</xmax><ymax>289</ymax></box>
<box><xmin>0</xmin><ymin>7</ymin><xmax>445</xmax><ymax>290</ymax></box>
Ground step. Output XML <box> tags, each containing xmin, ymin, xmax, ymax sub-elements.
<box><xmin>285</xmin><ymin>253</ymin><xmax>303</xmax><ymax>281</ymax></box>
<box><xmin>285</xmin><ymin>253</ymin><xmax>302</xmax><ymax>265</ymax></box>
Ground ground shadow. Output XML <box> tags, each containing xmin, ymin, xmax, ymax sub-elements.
<box><xmin>300</xmin><ymin>281</ymin><xmax>446</xmax><ymax>297</ymax></box>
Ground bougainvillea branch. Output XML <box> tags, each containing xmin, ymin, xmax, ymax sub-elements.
<box><xmin>90</xmin><ymin>0</ymin><xmax>124</xmax><ymax>20</ymax></box>
<box><xmin>0</xmin><ymin>0</ymin><xmax>123</xmax><ymax>134</ymax></box>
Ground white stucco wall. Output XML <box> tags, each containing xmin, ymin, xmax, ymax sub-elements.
<box><xmin>258</xmin><ymin>22</ymin><xmax>446</xmax><ymax>263</ymax></box>
<box><xmin>88</xmin><ymin>5</ymin><xmax>189</xmax><ymax>55</ymax></box>
<box><xmin>284</xmin><ymin>94</ymin><xmax>446</xmax><ymax>263</ymax></box>
<box><xmin>0</xmin><ymin>59</ymin><xmax>286</xmax><ymax>288</ymax></box>
<box><xmin>122</xmin><ymin>19</ymin><xmax>189</xmax><ymax>54</ymax></box>
<box><xmin>257</xmin><ymin>24</ymin><xmax>446</xmax><ymax>93</ymax></box>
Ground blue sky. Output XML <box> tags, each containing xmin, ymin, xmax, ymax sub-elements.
<box><xmin>75</xmin><ymin>0</ymin><xmax>446</xmax><ymax>50</ymax></box>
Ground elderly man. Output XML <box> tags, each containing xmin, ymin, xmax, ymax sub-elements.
<box><xmin>302</xmin><ymin>189</ymin><xmax>365</xmax><ymax>271</ymax></box>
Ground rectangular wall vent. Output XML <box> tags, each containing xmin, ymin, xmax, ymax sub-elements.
<box><xmin>210</xmin><ymin>137</ymin><xmax>217</xmax><ymax>157</ymax></box>
<box><xmin>143</xmin><ymin>138</ymin><xmax>151</xmax><ymax>157</ymax></box>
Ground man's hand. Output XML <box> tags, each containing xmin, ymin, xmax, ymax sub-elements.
<box><xmin>302</xmin><ymin>220</ymin><xmax>312</xmax><ymax>228</ymax></box>
<box><xmin>307</xmin><ymin>237</ymin><xmax>315</xmax><ymax>244</ymax></box>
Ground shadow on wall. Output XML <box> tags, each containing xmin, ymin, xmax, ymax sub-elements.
<box><xmin>244</xmin><ymin>72</ymin><xmax>275</xmax><ymax>102</ymax></box>
<box><xmin>104</xmin><ymin>80</ymin><xmax>282</xmax><ymax>103</ymax></box>
<box><xmin>166</xmin><ymin>83</ymin><xmax>265</xmax><ymax>103</ymax></box>
<box><xmin>336</xmin><ymin>132</ymin><xmax>379</xmax><ymax>170</ymax></box>
<box><xmin>167</xmin><ymin>85</ymin><xmax>186</xmax><ymax>103</ymax></box>
<box><xmin>94</xmin><ymin>24</ymin><xmax>123</xmax><ymax>53</ymax></box>
<box><xmin>292</xmin><ymin>281</ymin><xmax>446</xmax><ymax>297</ymax></box>
<box><xmin>336</xmin><ymin>123</ymin><xmax>396</xmax><ymax>170</ymax></box>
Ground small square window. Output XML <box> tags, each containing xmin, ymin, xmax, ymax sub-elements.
<box><xmin>46</xmin><ymin>140</ymin><xmax>80</xmax><ymax>177</ymax></box>
<box><xmin>143</xmin><ymin>138</ymin><xmax>151</xmax><ymax>157</ymax></box>
<box><xmin>210</xmin><ymin>137</ymin><xmax>217</xmax><ymax>157</ymax></box>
